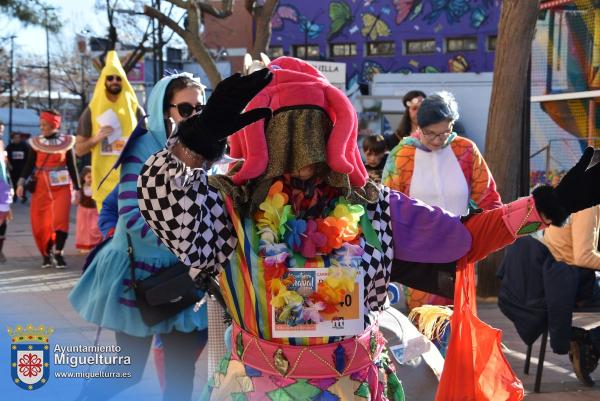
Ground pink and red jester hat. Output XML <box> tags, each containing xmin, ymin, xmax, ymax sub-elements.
<box><xmin>228</xmin><ymin>57</ymin><xmax>368</xmax><ymax>187</ymax></box>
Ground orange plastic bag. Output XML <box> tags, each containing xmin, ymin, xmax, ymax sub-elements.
<box><xmin>435</xmin><ymin>261</ymin><xmax>524</xmax><ymax>401</ymax></box>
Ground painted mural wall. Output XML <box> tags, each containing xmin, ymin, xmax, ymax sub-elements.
<box><xmin>269</xmin><ymin>0</ymin><xmax>501</xmax><ymax>88</ymax></box>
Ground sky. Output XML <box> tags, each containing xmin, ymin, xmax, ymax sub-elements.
<box><xmin>1</xmin><ymin>0</ymin><xmax>106</xmax><ymax>58</ymax></box>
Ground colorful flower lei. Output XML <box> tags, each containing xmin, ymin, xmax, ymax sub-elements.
<box><xmin>255</xmin><ymin>180</ymin><xmax>366</xmax><ymax>326</ymax></box>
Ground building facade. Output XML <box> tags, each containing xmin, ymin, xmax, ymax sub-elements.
<box><xmin>269</xmin><ymin>0</ymin><xmax>501</xmax><ymax>87</ymax></box>
<box><xmin>530</xmin><ymin>0</ymin><xmax>600</xmax><ymax>186</ymax></box>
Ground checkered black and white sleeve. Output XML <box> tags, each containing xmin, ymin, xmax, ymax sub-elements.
<box><xmin>364</xmin><ymin>186</ymin><xmax>395</xmax><ymax>311</ymax></box>
<box><xmin>137</xmin><ymin>148</ymin><xmax>237</xmax><ymax>270</ymax></box>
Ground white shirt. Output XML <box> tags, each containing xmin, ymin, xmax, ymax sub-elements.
<box><xmin>409</xmin><ymin>145</ymin><xmax>469</xmax><ymax>216</ymax></box>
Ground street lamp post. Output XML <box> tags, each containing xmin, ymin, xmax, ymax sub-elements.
<box><xmin>43</xmin><ymin>7</ymin><xmax>54</xmax><ymax>109</ymax></box>
<box><xmin>156</xmin><ymin>0</ymin><xmax>164</xmax><ymax>79</ymax></box>
<box><xmin>8</xmin><ymin>35</ymin><xmax>16</xmax><ymax>139</ymax></box>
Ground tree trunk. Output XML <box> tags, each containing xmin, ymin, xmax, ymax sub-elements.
<box><xmin>250</xmin><ymin>0</ymin><xmax>278</xmax><ymax>58</ymax></box>
<box><xmin>478</xmin><ymin>0</ymin><xmax>540</xmax><ymax>297</ymax></box>
<box><xmin>186</xmin><ymin>35</ymin><xmax>223</xmax><ymax>88</ymax></box>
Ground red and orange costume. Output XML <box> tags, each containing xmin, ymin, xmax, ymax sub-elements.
<box><xmin>20</xmin><ymin>112</ymin><xmax>79</xmax><ymax>257</ymax></box>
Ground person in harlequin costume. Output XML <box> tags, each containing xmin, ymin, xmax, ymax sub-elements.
<box><xmin>136</xmin><ymin>58</ymin><xmax>600</xmax><ymax>401</ymax></box>
<box><xmin>69</xmin><ymin>73</ymin><xmax>208</xmax><ymax>401</ymax></box>
<box><xmin>382</xmin><ymin>91</ymin><xmax>502</xmax><ymax>311</ymax></box>
<box><xmin>17</xmin><ymin>110</ymin><xmax>79</xmax><ymax>269</ymax></box>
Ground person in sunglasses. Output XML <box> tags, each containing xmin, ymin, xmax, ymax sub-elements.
<box><xmin>74</xmin><ymin>50</ymin><xmax>144</xmax><ymax>209</ymax></box>
<box><xmin>70</xmin><ymin>72</ymin><xmax>208</xmax><ymax>401</ymax></box>
<box><xmin>382</xmin><ymin>91</ymin><xmax>502</xmax><ymax>312</ymax></box>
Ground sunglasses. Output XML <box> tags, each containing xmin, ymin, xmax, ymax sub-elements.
<box><xmin>170</xmin><ymin>102</ymin><xmax>204</xmax><ymax>118</ymax></box>
<box><xmin>106</xmin><ymin>75</ymin><xmax>122</xmax><ymax>82</ymax></box>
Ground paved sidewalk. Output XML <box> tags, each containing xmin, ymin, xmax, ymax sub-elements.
<box><xmin>1</xmin><ymin>202</ymin><xmax>599</xmax><ymax>400</ymax></box>
<box><xmin>0</xmin><ymin>203</ymin><xmax>207</xmax><ymax>400</ymax></box>
<box><xmin>478</xmin><ymin>301</ymin><xmax>600</xmax><ymax>400</ymax></box>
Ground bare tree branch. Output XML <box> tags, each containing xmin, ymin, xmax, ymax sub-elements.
<box><xmin>195</xmin><ymin>0</ymin><xmax>233</xmax><ymax>18</ymax></box>
<box><xmin>123</xmin><ymin>19</ymin><xmax>153</xmax><ymax>72</ymax></box>
<box><xmin>143</xmin><ymin>5</ymin><xmax>187</xmax><ymax>39</ymax></box>
<box><xmin>164</xmin><ymin>0</ymin><xmax>189</xmax><ymax>9</ymax></box>
<box><xmin>250</xmin><ymin>0</ymin><xmax>278</xmax><ymax>58</ymax></box>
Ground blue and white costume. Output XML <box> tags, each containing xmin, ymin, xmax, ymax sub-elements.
<box><xmin>69</xmin><ymin>73</ymin><xmax>208</xmax><ymax>337</ymax></box>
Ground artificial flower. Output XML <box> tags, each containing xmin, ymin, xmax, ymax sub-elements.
<box><xmin>317</xmin><ymin>218</ymin><xmax>344</xmax><ymax>253</ymax></box>
<box><xmin>258</xmin><ymin>227</ymin><xmax>277</xmax><ymax>244</ymax></box>
<box><xmin>325</xmin><ymin>266</ymin><xmax>357</xmax><ymax>293</ymax></box>
<box><xmin>278</xmin><ymin>205</ymin><xmax>293</xmax><ymax>238</ymax></box>
<box><xmin>272</xmin><ymin>287</ymin><xmax>303</xmax><ymax>309</ymax></box>
<box><xmin>301</xmin><ymin>299</ymin><xmax>325</xmax><ymax>323</ymax></box>
<box><xmin>260</xmin><ymin>241</ymin><xmax>288</xmax><ymax>259</ymax></box>
<box><xmin>309</xmin><ymin>291</ymin><xmax>339</xmax><ymax>314</ymax></box>
<box><xmin>265</xmin><ymin>263</ymin><xmax>288</xmax><ymax>288</ymax></box>
<box><xmin>257</xmin><ymin>181</ymin><xmax>290</xmax><ymax>234</ymax></box>
<box><xmin>299</xmin><ymin>220</ymin><xmax>327</xmax><ymax>258</ymax></box>
<box><xmin>331</xmin><ymin>203</ymin><xmax>364</xmax><ymax>241</ymax></box>
<box><xmin>264</xmin><ymin>251</ymin><xmax>290</xmax><ymax>268</ymax></box>
<box><xmin>277</xmin><ymin>303</ymin><xmax>304</xmax><ymax>326</ymax></box>
<box><xmin>332</xmin><ymin>242</ymin><xmax>365</xmax><ymax>268</ymax></box>
<box><xmin>283</xmin><ymin>218</ymin><xmax>307</xmax><ymax>251</ymax></box>
<box><xmin>268</xmin><ymin>180</ymin><xmax>289</xmax><ymax>203</ymax></box>
<box><xmin>332</xmin><ymin>202</ymin><xmax>364</xmax><ymax>225</ymax></box>
<box><xmin>315</xmin><ymin>281</ymin><xmax>345</xmax><ymax>306</ymax></box>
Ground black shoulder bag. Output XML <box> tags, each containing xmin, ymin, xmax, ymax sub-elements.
<box><xmin>126</xmin><ymin>234</ymin><xmax>201</xmax><ymax>326</ymax></box>
<box><xmin>24</xmin><ymin>154</ymin><xmax>50</xmax><ymax>194</ymax></box>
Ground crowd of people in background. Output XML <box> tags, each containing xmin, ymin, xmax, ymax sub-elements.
<box><xmin>0</xmin><ymin>52</ymin><xmax>598</xmax><ymax>400</ymax></box>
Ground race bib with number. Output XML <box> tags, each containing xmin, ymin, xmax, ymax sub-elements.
<box><xmin>11</xmin><ymin>151</ymin><xmax>25</xmax><ymax>160</ymax></box>
<box><xmin>271</xmin><ymin>267</ymin><xmax>365</xmax><ymax>338</ymax></box>
<box><xmin>100</xmin><ymin>137</ymin><xmax>126</xmax><ymax>156</ymax></box>
<box><xmin>48</xmin><ymin>170</ymin><xmax>70</xmax><ymax>186</ymax></box>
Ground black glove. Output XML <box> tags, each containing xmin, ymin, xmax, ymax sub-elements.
<box><xmin>533</xmin><ymin>147</ymin><xmax>600</xmax><ymax>225</ymax></box>
<box><xmin>177</xmin><ymin>68</ymin><xmax>273</xmax><ymax>161</ymax></box>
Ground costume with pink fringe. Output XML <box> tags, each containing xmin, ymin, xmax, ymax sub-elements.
<box><xmin>137</xmin><ymin>58</ymin><xmax>600</xmax><ymax>400</ymax></box>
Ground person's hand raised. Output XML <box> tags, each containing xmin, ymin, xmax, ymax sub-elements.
<box><xmin>177</xmin><ymin>68</ymin><xmax>273</xmax><ymax>162</ymax></box>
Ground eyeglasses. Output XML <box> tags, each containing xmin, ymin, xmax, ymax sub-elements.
<box><xmin>106</xmin><ymin>75</ymin><xmax>122</xmax><ymax>82</ymax></box>
<box><xmin>170</xmin><ymin>102</ymin><xmax>204</xmax><ymax>118</ymax></box>
<box><xmin>420</xmin><ymin>126</ymin><xmax>453</xmax><ymax>141</ymax></box>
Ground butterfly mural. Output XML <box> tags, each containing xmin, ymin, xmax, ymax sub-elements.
<box><xmin>425</xmin><ymin>0</ymin><xmax>471</xmax><ymax>25</ymax></box>
<box><xmin>328</xmin><ymin>1</ymin><xmax>353</xmax><ymax>40</ymax></box>
<box><xmin>271</xmin><ymin>4</ymin><xmax>300</xmax><ymax>31</ymax></box>
<box><xmin>421</xmin><ymin>65</ymin><xmax>441</xmax><ymax>73</ymax></box>
<box><xmin>470</xmin><ymin>7</ymin><xmax>488</xmax><ymax>29</ymax></box>
<box><xmin>424</xmin><ymin>0</ymin><xmax>492</xmax><ymax>28</ymax></box>
<box><xmin>448</xmin><ymin>55</ymin><xmax>469</xmax><ymax>72</ymax></box>
<box><xmin>299</xmin><ymin>16</ymin><xmax>325</xmax><ymax>39</ymax></box>
<box><xmin>392</xmin><ymin>0</ymin><xmax>424</xmax><ymax>25</ymax></box>
<box><xmin>361</xmin><ymin>60</ymin><xmax>385</xmax><ymax>82</ymax></box>
<box><xmin>361</xmin><ymin>13</ymin><xmax>391</xmax><ymax>40</ymax></box>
